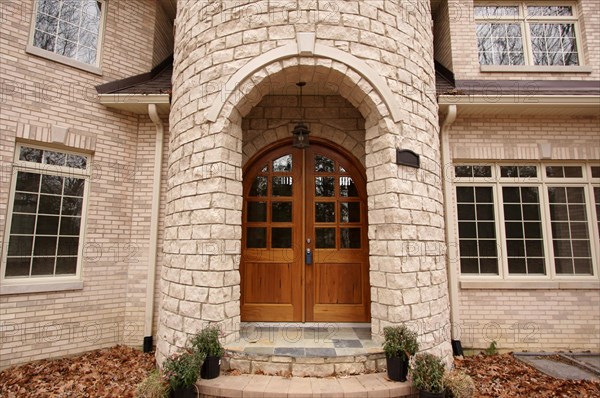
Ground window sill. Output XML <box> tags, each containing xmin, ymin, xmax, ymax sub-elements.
<box><xmin>480</xmin><ymin>65</ymin><xmax>593</xmax><ymax>73</ymax></box>
<box><xmin>460</xmin><ymin>280</ymin><xmax>600</xmax><ymax>290</ymax></box>
<box><xmin>26</xmin><ymin>45</ymin><xmax>102</xmax><ymax>76</ymax></box>
<box><xmin>0</xmin><ymin>280</ymin><xmax>84</xmax><ymax>295</ymax></box>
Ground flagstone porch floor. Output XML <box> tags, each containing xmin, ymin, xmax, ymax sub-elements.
<box><xmin>222</xmin><ymin>324</ymin><xmax>388</xmax><ymax>378</ymax></box>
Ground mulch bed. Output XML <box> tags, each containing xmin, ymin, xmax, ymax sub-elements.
<box><xmin>1</xmin><ymin>348</ymin><xmax>599</xmax><ymax>397</ymax></box>
<box><xmin>455</xmin><ymin>353</ymin><xmax>600</xmax><ymax>398</ymax></box>
<box><xmin>0</xmin><ymin>345</ymin><xmax>155</xmax><ymax>398</ymax></box>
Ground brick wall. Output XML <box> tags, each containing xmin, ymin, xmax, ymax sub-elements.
<box><xmin>448</xmin><ymin>115</ymin><xmax>600</xmax><ymax>351</ymax></box>
<box><xmin>0</xmin><ymin>0</ymin><xmax>165</xmax><ymax>367</ymax></box>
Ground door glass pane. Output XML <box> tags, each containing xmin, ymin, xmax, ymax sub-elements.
<box><xmin>247</xmin><ymin>202</ymin><xmax>267</xmax><ymax>222</ymax></box>
<box><xmin>340</xmin><ymin>176</ymin><xmax>358</xmax><ymax>197</ymax></box>
<box><xmin>272</xmin><ymin>228</ymin><xmax>292</xmax><ymax>248</ymax></box>
<box><xmin>272</xmin><ymin>202</ymin><xmax>292</xmax><ymax>222</ymax></box>
<box><xmin>250</xmin><ymin>176</ymin><xmax>267</xmax><ymax>197</ymax></box>
<box><xmin>272</xmin><ymin>176</ymin><xmax>292</xmax><ymax>196</ymax></box>
<box><xmin>316</xmin><ymin>228</ymin><xmax>336</xmax><ymax>248</ymax></box>
<box><xmin>340</xmin><ymin>202</ymin><xmax>360</xmax><ymax>223</ymax></box>
<box><xmin>341</xmin><ymin>228</ymin><xmax>361</xmax><ymax>248</ymax></box>
<box><xmin>315</xmin><ymin>177</ymin><xmax>335</xmax><ymax>197</ymax></box>
<box><xmin>315</xmin><ymin>202</ymin><xmax>335</xmax><ymax>222</ymax></box>
<box><xmin>315</xmin><ymin>155</ymin><xmax>335</xmax><ymax>172</ymax></box>
<box><xmin>246</xmin><ymin>227</ymin><xmax>267</xmax><ymax>248</ymax></box>
<box><xmin>273</xmin><ymin>155</ymin><xmax>292</xmax><ymax>172</ymax></box>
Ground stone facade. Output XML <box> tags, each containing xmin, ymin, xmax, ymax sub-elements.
<box><xmin>158</xmin><ymin>0</ymin><xmax>452</xmax><ymax>364</ymax></box>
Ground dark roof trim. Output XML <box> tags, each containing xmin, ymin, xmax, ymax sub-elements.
<box><xmin>95</xmin><ymin>55</ymin><xmax>173</xmax><ymax>94</ymax></box>
<box><xmin>454</xmin><ymin>79</ymin><xmax>600</xmax><ymax>96</ymax></box>
<box><xmin>434</xmin><ymin>61</ymin><xmax>455</xmax><ymax>86</ymax></box>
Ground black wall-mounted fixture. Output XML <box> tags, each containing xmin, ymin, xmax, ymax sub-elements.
<box><xmin>396</xmin><ymin>149</ymin><xmax>420</xmax><ymax>168</ymax></box>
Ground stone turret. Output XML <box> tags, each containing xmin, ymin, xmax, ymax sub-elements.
<box><xmin>158</xmin><ymin>1</ymin><xmax>452</xmax><ymax>365</ymax></box>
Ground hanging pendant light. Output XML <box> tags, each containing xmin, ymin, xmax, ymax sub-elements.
<box><xmin>292</xmin><ymin>81</ymin><xmax>310</xmax><ymax>149</ymax></box>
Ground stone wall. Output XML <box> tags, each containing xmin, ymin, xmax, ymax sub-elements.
<box><xmin>160</xmin><ymin>0</ymin><xmax>452</xmax><ymax>365</ymax></box>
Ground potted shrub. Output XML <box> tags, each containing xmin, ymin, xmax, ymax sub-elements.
<box><xmin>383</xmin><ymin>325</ymin><xmax>419</xmax><ymax>382</ymax></box>
<box><xmin>411</xmin><ymin>353</ymin><xmax>446</xmax><ymax>398</ymax></box>
<box><xmin>444</xmin><ymin>369</ymin><xmax>475</xmax><ymax>398</ymax></box>
<box><xmin>162</xmin><ymin>349</ymin><xmax>206</xmax><ymax>398</ymax></box>
<box><xmin>190</xmin><ymin>325</ymin><xmax>225</xmax><ymax>380</ymax></box>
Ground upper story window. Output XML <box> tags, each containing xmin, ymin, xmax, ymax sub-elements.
<box><xmin>475</xmin><ymin>3</ymin><xmax>581</xmax><ymax>66</ymax></box>
<box><xmin>1</xmin><ymin>144</ymin><xmax>90</xmax><ymax>285</ymax></box>
<box><xmin>28</xmin><ymin>0</ymin><xmax>106</xmax><ymax>74</ymax></box>
<box><xmin>455</xmin><ymin>163</ymin><xmax>599</xmax><ymax>280</ymax></box>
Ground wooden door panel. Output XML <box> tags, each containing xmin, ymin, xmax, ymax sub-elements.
<box><xmin>243</xmin><ymin>262</ymin><xmax>293</xmax><ymax>304</ymax></box>
<box><xmin>314</xmin><ymin>263</ymin><xmax>362</xmax><ymax>304</ymax></box>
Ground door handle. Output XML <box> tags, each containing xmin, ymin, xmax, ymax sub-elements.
<box><xmin>305</xmin><ymin>248</ymin><xmax>313</xmax><ymax>265</ymax></box>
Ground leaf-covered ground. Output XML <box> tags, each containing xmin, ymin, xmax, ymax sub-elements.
<box><xmin>455</xmin><ymin>353</ymin><xmax>600</xmax><ymax>398</ymax></box>
<box><xmin>0</xmin><ymin>345</ymin><xmax>154</xmax><ymax>398</ymax></box>
<box><xmin>1</xmin><ymin>348</ymin><xmax>599</xmax><ymax>397</ymax></box>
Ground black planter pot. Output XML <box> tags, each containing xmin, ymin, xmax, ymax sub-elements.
<box><xmin>386</xmin><ymin>356</ymin><xmax>409</xmax><ymax>382</ymax></box>
<box><xmin>418</xmin><ymin>390</ymin><xmax>445</xmax><ymax>398</ymax></box>
<box><xmin>170</xmin><ymin>385</ymin><xmax>196</xmax><ymax>398</ymax></box>
<box><xmin>200</xmin><ymin>356</ymin><xmax>221</xmax><ymax>379</ymax></box>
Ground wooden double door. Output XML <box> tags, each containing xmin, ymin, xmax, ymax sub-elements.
<box><xmin>241</xmin><ymin>142</ymin><xmax>370</xmax><ymax>322</ymax></box>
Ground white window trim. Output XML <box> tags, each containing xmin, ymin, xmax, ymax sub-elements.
<box><xmin>455</xmin><ymin>163</ymin><xmax>600</xmax><ymax>283</ymax></box>
<box><xmin>0</xmin><ymin>143</ymin><xmax>91</xmax><ymax>294</ymax></box>
<box><xmin>26</xmin><ymin>0</ymin><xmax>107</xmax><ymax>75</ymax></box>
<box><xmin>474</xmin><ymin>1</ymin><xmax>586</xmax><ymax>70</ymax></box>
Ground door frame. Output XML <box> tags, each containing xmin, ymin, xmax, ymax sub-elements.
<box><xmin>241</xmin><ymin>137</ymin><xmax>370</xmax><ymax>322</ymax></box>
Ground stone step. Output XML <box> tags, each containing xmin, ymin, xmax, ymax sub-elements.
<box><xmin>197</xmin><ymin>373</ymin><xmax>416</xmax><ymax>397</ymax></box>
<box><xmin>223</xmin><ymin>349</ymin><xmax>387</xmax><ymax>377</ymax></box>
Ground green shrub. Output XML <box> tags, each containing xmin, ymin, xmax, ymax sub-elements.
<box><xmin>162</xmin><ymin>349</ymin><xmax>206</xmax><ymax>390</ymax></box>
<box><xmin>410</xmin><ymin>353</ymin><xmax>446</xmax><ymax>393</ymax></box>
<box><xmin>190</xmin><ymin>325</ymin><xmax>225</xmax><ymax>358</ymax></box>
<box><xmin>382</xmin><ymin>325</ymin><xmax>419</xmax><ymax>361</ymax></box>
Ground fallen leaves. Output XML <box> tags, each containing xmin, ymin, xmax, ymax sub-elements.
<box><xmin>455</xmin><ymin>353</ymin><xmax>600</xmax><ymax>398</ymax></box>
<box><xmin>0</xmin><ymin>345</ymin><xmax>155</xmax><ymax>398</ymax></box>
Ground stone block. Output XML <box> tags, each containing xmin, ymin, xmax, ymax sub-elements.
<box><xmin>334</xmin><ymin>362</ymin><xmax>366</xmax><ymax>375</ymax></box>
<box><xmin>292</xmin><ymin>363</ymin><xmax>335</xmax><ymax>377</ymax></box>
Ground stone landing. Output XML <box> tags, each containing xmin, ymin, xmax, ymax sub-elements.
<box><xmin>223</xmin><ymin>325</ymin><xmax>386</xmax><ymax>377</ymax></box>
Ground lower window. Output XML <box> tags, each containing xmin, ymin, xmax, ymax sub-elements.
<box><xmin>455</xmin><ymin>163</ymin><xmax>599</xmax><ymax>279</ymax></box>
<box><xmin>2</xmin><ymin>144</ymin><xmax>89</xmax><ymax>282</ymax></box>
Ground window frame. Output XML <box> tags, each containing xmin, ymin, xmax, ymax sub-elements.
<box><xmin>454</xmin><ymin>163</ymin><xmax>600</xmax><ymax>282</ymax></box>
<box><xmin>0</xmin><ymin>143</ymin><xmax>91</xmax><ymax>292</ymax></box>
<box><xmin>26</xmin><ymin>0</ymin><xmax>107</xmax><ymax>75</ymax></box>
<box><xmin>474</xmin><ymin>1</ymin><xmax>585</xmax><ymax>68</ymax></box>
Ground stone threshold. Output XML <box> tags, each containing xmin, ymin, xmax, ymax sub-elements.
<box><xmin>197</xmin><ymin>373</ymin><xmax>416</xmax><ymax>397</ymax></box>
